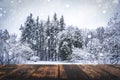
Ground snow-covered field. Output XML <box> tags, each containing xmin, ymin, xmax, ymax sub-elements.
<box><xmin>26</xmin><ymin>60</ymin><xmax>103</xmax><ymax>65</ymax></box>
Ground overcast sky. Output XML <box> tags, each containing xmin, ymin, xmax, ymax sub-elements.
<box><xmin>0</xmin><ymin>0</ymin><xmax>120</xmax><ymax>36</ymax></box>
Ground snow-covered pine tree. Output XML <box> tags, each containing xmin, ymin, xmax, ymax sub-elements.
<box><xmin>33</xmin><ymin>16</ymin><xmax>41</xmax><ymax>57</ymax></box>
<box><xmin>47</xmin><ymin>13</ymin><xmax>60</xmax><ymax>61</ymax></box>
<box><xmin>45</xmin><ymin>16</ymin><xmax>51</xmax><ymax>61</ymax></box>
<box><xmin>87</xmin><ymin>38</ymin><xmax>103</xmax><ymax>63</ymax></box>
<box><xmin>58</xmin><ymin>26</ymin><xmax>84</xmax><ymax>61</ymax></box>
<box><xmin>0</xmin><ymin>29</ymin><xmax>10</xmax><ymax>64</ymax></box>
<box><xmin>102</xmin><ymin>13</ymin><xmax>120</xmax><ymax>64</ymax></box>
<box><xmin>8</xmin><ymin>34</ymin><xmax>17</xmax><ymax>44</ymax></box>
<box><xmin>60</xmin><ymin>15</ymin><xmax>65</xmax><ymax>31</ymax></box>
<box><xmin>46</xmin><ymin>16</ymin><xmax>51</xmax><ymax>36</ymax></box>
<box><xmin>33</xmin><ymin>16</ymin><xmax>46</xmax><ymax>60</ymax></box>
<box><xmin>96</xmin><ymin>27</ymin><xmax>105</xmax><ymax>43</ymax></box>
<box><xmin>58</xmin><ymin>27</ymin><xmax>75</xmax><ymax>61</ymax></box>
<box><xmin>20</xmin><ymin>13</ymin><xmax>35</xmax><ymax>47</ymax></box>
<box><xmin>59</xmin><ymin>38</ymin><xmax>73</xmax><ymax>61</ymax></box>
<box><xmin>52</xmin><ymin>13</ymin><xmax>60</xmax><ymax>33</ymax></box>
<box><xmin>73</xmin><ymin>28</ymin><xmax>83</xmax><ymax>48</ymax></box>
<box><xmin>39</xmin><ymin>21</ymin><xmax>45</xmax><ymax>60</ymax></box>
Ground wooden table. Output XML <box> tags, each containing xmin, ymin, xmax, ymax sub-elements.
<box><xmin>0</xmin><ymin>65</ymin><xmax>120</xmax><ymax>80</ymax></box>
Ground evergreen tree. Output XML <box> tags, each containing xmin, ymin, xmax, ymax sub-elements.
<box><xmin>0</xmin><ymin>29</ymin><xmax>10</xmax><ymax>64</ymax></box>
<box><xmin>60</xmin><ymin>15</ymin><xmax>65</xmax><ymax>31</ymax></box>
<box><xmin>46</xmin><ymin>16</ymin><xmax>51</xmax><ymax>36</ymax></box>
<box><xmin>73</xmin><ymin>28</ymin><xmax>83</xmax><ymax>48</ymax></box>
<box><xmin>58</xmin><ymin>27</ymin><xmax>74</xmax><ymax>60</ymax></box>
<box><xmin>96</xmin><ymin>27</ymin><xmax>105</xmax><ymax>43</ymax></box>
<box><xmin>33</xmin><ymin>16</ymin><xmax>40</xmax><ymax>56</ymax></box>
<box><xmin>46</xmin><ymin>16</ymin><xmax>51</xmax><ymax>60</ymax></box>
<box><xmin>46</xmin><ymin>13</ymin><xmax>60</xmax><ymax>61</ymax></box>
<box><xmin>20</xmin><ymin>13</ymin><xmax>35</xmax><ymax>46</ymax></box>
<box><xmin>59</xmin><ymin>38</ymin><xmax>72</xmax><ymax>61</ymax></box>
<box><xmin>34</xmin><ymin>17</ymin><xmax>45</xmax><ymax>60</ymax></box>
<box><xmin>53</xmin><ymin>13</ymin><xmax>57</xmax><ymax>21</ymax></box>
<box><xmin>39</xmin><ymin>21</ymin><xmax>45</xmax><ymax>60</ymax></box>
<box><xmin>52</xmin><ymin>13</ymin><xmax>59</xmax><ymax>33</ymax></box>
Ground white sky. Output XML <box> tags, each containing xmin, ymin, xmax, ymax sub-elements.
<box><xmin>0</xmin><ymin>0</ymin><xmax>119</xmax><ymax>36</ymax></box>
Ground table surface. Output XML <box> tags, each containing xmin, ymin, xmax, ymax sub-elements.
<box><xmin>0</xmin><ymin>65</ymin><xmax>120</xmax><ymax>80</ymax></box>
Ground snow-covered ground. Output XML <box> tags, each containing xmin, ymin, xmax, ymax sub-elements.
<box><xmin>26</xmin><ymin>60</ymin><xmax>103</xmax><ymax>65</ymax></box>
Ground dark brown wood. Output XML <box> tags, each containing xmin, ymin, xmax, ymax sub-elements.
<box><xmin>0</xmin><ymin>65</ymin><xmax>120</xmax><ymax>80</ymax></box>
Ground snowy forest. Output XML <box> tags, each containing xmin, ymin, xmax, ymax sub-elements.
<box><xmin>0</xmin><ymin>12</ymin><xmax>120</xmax><ymax>64</ymax></box>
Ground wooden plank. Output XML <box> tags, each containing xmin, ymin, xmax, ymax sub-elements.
<box><xmin>78</xmin><ymin>65</ymin><xmax>101</xmax><ymax>79</ymax></box>
<box><xmin>97</xmin><ymin>65</ymin><xmax>120</xmax><ymax>78</ymax></box>
<box><xmin>0</xmin><ymin>65</ymin><xmax>120</xmax><ymax>80</ymax></box>
<box><xmin>59</xmin><ymin>65</ymin><xmax>67</xmax><ymax>79</ymax></box>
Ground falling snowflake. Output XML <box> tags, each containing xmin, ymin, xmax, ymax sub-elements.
<box><xmin>48</xmin><ymin>0</ymin><xmax>51</xmax><ymax>2</ymax></box>
<box><xmin>10</xmin><ymin>0</ymin><xmax>14</xmax><ymax>3</ymax></box>
<box><xmin>0</xmin><ymin>8</ymin><xmax>2</xmax><ymax>10</ymax></box>
<box><xmin>102</xmin><ymin>10</ymin><xmax>107</xmax><ymax>14</ymax></box>
<box><xmin>88</xmin><ymin>35</ymin><xmax>92</xmax><ymax>38</ymax></box>
<box><xmin>0</xmin><ymin>13</ymin><xmax>3</xmax><ymax>17</ymax></box>
<box><xmin>3</xmin><ymin>10</ymin><xmax>7</xmax><ymax>13</ymax></box>
<box><xmin>47</xmin><ymin>36</ymin><xmax>50</xmax><ymax>39</ymax></box>
<box><xmin>66</xmin><ymin>4</ymin><xmax>70</xmax><ymax>8</ymax></box>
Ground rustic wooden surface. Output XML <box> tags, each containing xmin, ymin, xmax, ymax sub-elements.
<box><xmin>0</xmin><ymin>65</ymin><xmax>120</xmax><ymax>80</ymax></box>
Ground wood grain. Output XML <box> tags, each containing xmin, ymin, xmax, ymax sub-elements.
<box><xmin>0</xmin><ymin>65</ymin><xmax>120</xmax><ymax>80</ymax></box>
